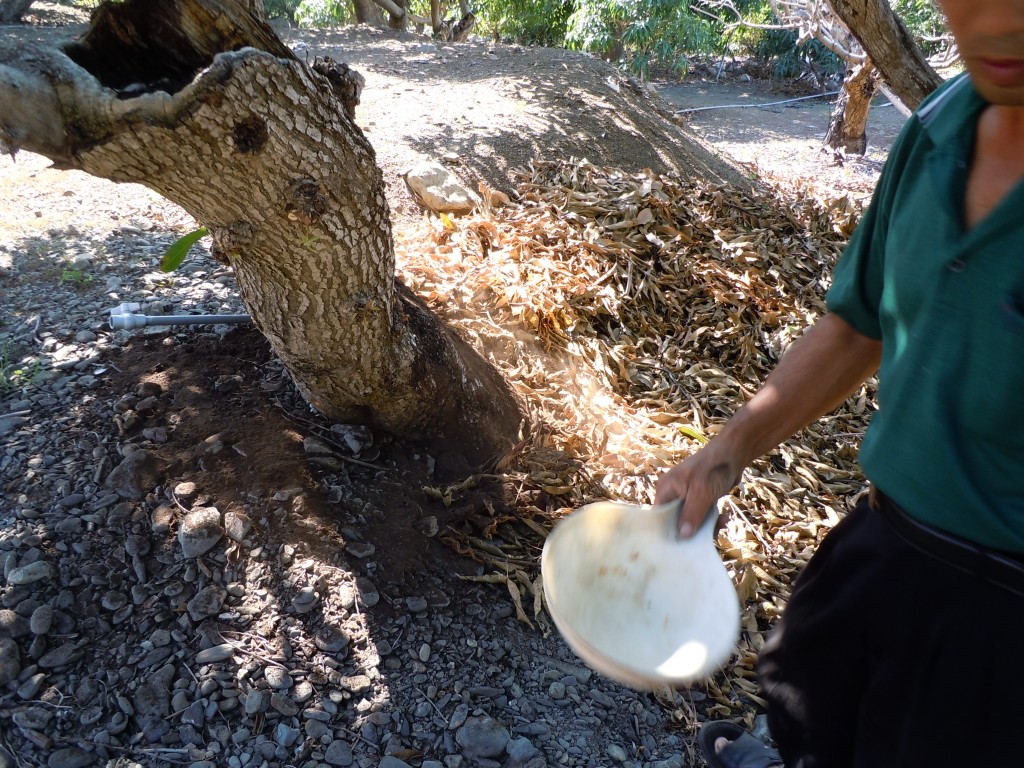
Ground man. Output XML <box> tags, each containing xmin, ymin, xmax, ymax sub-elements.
<box><xmin>654</xmin><ymin>1</ymin><xmax>1024</xmax><ymax>766</ymax></box>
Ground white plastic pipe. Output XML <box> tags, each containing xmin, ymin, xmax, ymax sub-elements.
<box><xmin>109</xmin><ymin>313</ymin><xmax>251</xmax><ymax>330</ymax></box>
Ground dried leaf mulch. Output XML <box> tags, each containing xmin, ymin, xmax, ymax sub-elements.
<box><xmin>397</xmin><ymin>157</ymin><xmax>875</xmax><ymax>726</ymax></box>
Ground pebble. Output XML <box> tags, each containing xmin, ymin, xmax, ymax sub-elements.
<box><xmin>6</xmin><ymin>561</ymin><xmax>53</xmax><ymax>586</ymax></box>
<box><xmin>195</xmin><ymin>643</ymin><xmax>235</xmax><ymax>663</ymax></box>
<box><xmin>187</xmin><ymin>585</ymin><xmax>226</xmax><ymax>622</ymax></box>
<box><xmin>274</xmin><ymin>722</ymin><xmax>300</xmax><ymax>748</ymax></box>
<box><xmin>0</xmin><ymin>637</ymin><xmax>21</xmax><ymax>685</ymax></box>
<box><xmin>38</xmin><ymin>641</ymin><xmax>80</xmax><ymax>669</ymax></box>
<box><xmin>324</xmin><ymin>739</ymin><xmax>354</xmax><ymax>766</ymax></box>
<box><xmin>264</xmin><ymin>666</ymin><xmax>292</xmax><ymax>689</ymax></box>
<box><xmin>178</xmin><ymin>506</ymin><xmax>224</xmax><ymax>558</ymax></box>
<box><xmin>46</xmin><ymin>747</ymin><xmax>97</xmax><ymax>768</ymax></box>
<box><xmin>456</xmin><ymin>716</ymin><xmax>510</xmax><ymax>759</ymax></box>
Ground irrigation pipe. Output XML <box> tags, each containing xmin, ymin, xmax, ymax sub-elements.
<box><xmin>675</xmin><ymin>90</ymin><xmax>841</xmax><ymax>115</ymax></box>
<box><xmin>108</xmin><ymin>303</ymin><xmax>251</xmax><ymax>330</ymax></box>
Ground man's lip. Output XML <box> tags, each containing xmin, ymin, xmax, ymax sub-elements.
<box><xmin>976</xmin><ymin>57</ymin><xmax>1024</xmax><ymax>87</ymax></box>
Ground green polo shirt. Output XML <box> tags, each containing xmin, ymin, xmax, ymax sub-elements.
<box><xmin>826</xmin><ymin>74</ymin><xmax>1024</xmax><ymax>553</ymax></box>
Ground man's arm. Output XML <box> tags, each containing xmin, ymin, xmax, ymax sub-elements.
<box><xmin>655</xmin><ymin>312</ymin><xmax>883</xmax><ymax>536</ymax></box>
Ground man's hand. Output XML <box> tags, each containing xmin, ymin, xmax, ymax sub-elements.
<box><xmin>655</xmin><ymin>438</ymin><xmax>742</xmax><ymax>537</ymax></box>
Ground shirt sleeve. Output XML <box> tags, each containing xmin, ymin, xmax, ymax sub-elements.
<box><xmin>825</xmin><ymin>115</ymin><xmax>926</xmax><ymax>341</ymax></box>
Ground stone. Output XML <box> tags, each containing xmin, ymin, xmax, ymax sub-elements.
<box><xmin>6</xmin><ymin>561</ymin><xmax>53</xmax><ymax>586</ymax></box>
<box><xmin>506</xmin><ymin>737</ymin><xmax>541</xmax><ymax>768</ymax></box>
<box><xmin>133</xmin><ymin>663</ymin><xmax>175</xmax><ymax>719</ymax></box>
<box><xmin>323</xmin><ymin>739</ymin><xmax>354</xmax><ymax>766</ymax></box>
<box><xmin>379</xmin><ymin>758</ymin><xmax>413</xmax><ymax>768</ymax></box>
<box><xmin>178</xmin><ymin>507</ymin><xmax>223</xmax><ymax>558</ymax></box>
<box><xmin>264</xmin><ymin>666</ymin><xmax>292</xmax><ymax>689</ymax></box>
<box><xmin>195</xmin><ymin>643</ymin><xmax>235</xmax><ymax>663</ymax></box>
<box><xmin>0</xmin><ymin>637</ymin><xmax>21</xmax><ymax>685</ymax></box>
<box><xmin>455</xmin><ymin>715</ymin><xmax>509</xmax><ymax>759</ymax></box>
<box><xmin>274</xmin><ymin>722</ymin><xmax>300</xmax><ymax>748</ymax></box>
<box><xmin>314</xmin><ymin>626</ymin><xmax>350</xmax><ymax>654</ymax></box>
<box><xmin>403</xmin><ymin>161</ymin><xmax>482</xmax><ymax>214</ymax></box>
<box><xmin>0</xmin><ymin>609</ymin><xmax>30</xmax><ymax>638</ymax></box>
<box><xmin>186</xmin><ymin>586</ymin><xmax>226</xmax><ymax>622</ymax></box>
<box><xmin>104</xmin><ymin>450</ymin><xmax>167</xmax><ymax>500</ymax></box>
<box><xmin>38</xmin><ymin>642</ymin><xmax>80</xmax><ymax>669</ymax></box>
<box><xmin>606</xmin><ymin>744</ymin><xmax>628</xmax><ymax>762</ymax></box>
<box><xmin>224</xmin><ymin>510</ymin><xmax>252</xmax><ymax>542</ymax></box>
<box><xmin>46</xmin><ymin>747</ymin><xmax>96</xmax><ymax>768</ymax></box>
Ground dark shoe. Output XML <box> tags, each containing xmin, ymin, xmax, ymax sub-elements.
<box><xmin>697</xmin><ymin>721</ymin><xmax>783</xmax><ymax>768</ymax></box>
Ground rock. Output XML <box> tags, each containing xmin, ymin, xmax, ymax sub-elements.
<box><xmin>224</xmin><ymin>510</ymin><xmax>252</xmax><ymax>542</ymax></box>
<box><xmin>506</xmin><ymin>737</ymin><xmax>540</xmax><ymax>768</ymax></box>
<box><xmin>0</xmin><ymin>637</ymin><xmax>21</xmax><ymax>685</ymax></box>
<box><xmin>243</xmin><ymin>689</ymin><xmax>265</xmax><ymax>715</ymax></box>
<box><xmin>324</xmin><ymin>739</ymin><xmax>354</xmax><ymax>767</ymax></box>
<box><xmin>456</xmin><ymin>715</ymin><xmax>510</xmax><ymax>759</ymax></box>
<box><xmin>0</xmin><ymin>609</ymin><xmax>30</xmax><ymax>638</ymax></box>
<box><xmin>133</xmin><ymin>663</ymin><xmax>175</xmax><ymax>719</ymax></box>
<box><xmin>195</xmin><ymin>643</ymin><xmax>235</xmax><ymax>663</ymax></box>
<box><xmin>38</xmin><ymin>641</ymin><xmax>80</xmax><ymax>669</ymax></box>
<box><xmin>264</xmin><ymin>666</ymin><xmax>292</xmax><ymax>689</ymax></box>
<box><xmin>6</xmin><ymin>560</ymin><xmax>53</xmax><ymax>586</ymax></box>
<box><xmin>606</xmin><ymin>744</ymin><xmax>629</xmax><ymax>762</ymax></box>
<box><xmin>178</xmin><ymin>507</ymin><xmax>223</xmax><ymax>558</ymax></box>
<box><xmin>314</xmin><ymin>626</ymin><xmax>350</xmax><ymax>654</ymax></box>
<box><xmin>124</xmin><ymin>534</ymin><xmax>150</xmax><ymax>556</ymax></box>
<box><xmin>379</xmin><ymin>758</ymin><xmax>412</xmax><ymax>768</ymax></box>
<box><xmin>46</xmin><ymin>747</ymin><xmax>97</xmax><ymax>768</ymax></box>
<box><xmin>403</xmin><ymin>161</ymin><xmax>482</xmax><ymax>214</ymax></box>
<box><xmin>29</xmin><ymin>604</ymin><xmax>53</xmax><ymax>635</ymax></box>
<box><xmin>186</xmin><ymin>585</ymin><xmax>225</xmax><ymax>622</ymax></box>
<box><xmin>104</xmin><ymin>450</ymin><xmax>167</xmax><ymax>500</ymax></box>
<box><xmin>274</xmin><ymin>722</ymin><xmax>300</xmax><ymax>748</ymax></box>
<box><xmin>270</xmin><ymin>692</ymin><xmax>298</xmax><ymax>716</ymax></box>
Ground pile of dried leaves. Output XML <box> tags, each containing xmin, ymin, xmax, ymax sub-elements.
<box><xmin>398</xmin><ymin>158</ymin><xmax>875</xmax><ymax>724</ymax></box>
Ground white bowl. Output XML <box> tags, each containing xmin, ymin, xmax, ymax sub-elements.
<box><xmin>541</xmin><ymin>500</ymin><xmax>740</xmax><ymax>690</ymax></box>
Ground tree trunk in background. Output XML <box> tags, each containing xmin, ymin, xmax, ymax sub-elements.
<box><xmin>829</xmin><ymin>0</ymin><xmax>943</xmax><ymax>110</ymax></box>
<box><xmin>0</xmin><ymin>0</ymin><xmax>35</xmax><ymax>23</ymax></box>
<box><xmin>825</xmin><ymin>60</ymin><xmax>878</xmax><ymax>154</ymax></box>
<box><xmin>353</xmin><ymin>0</ymin><xmax>385</xmax><ymax>26</ymax></box>
<box><xmin>0</xmin><ymin>0</ymin><xmax>527</xmax><ymax>467</ymax></box>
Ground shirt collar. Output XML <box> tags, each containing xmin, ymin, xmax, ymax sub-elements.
<box><xmin>916</xmin><ymin>73</ymin><xmax>988</xmax><ymax>149</ymax></box>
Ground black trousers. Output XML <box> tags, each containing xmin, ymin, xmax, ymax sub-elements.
<box><xmin>758</xmin><ymin>493</ymin><xmax>1024</xmax><ymax>768</ymax></box>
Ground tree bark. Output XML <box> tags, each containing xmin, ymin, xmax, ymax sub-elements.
<box><xmin>828</xmin><ymin>0</ymin><xmax>943</xmax><ymax>110</ymax></box>
<box><xmin>0</xmin><ymin>0</ymin><xmax>527</xmax><ymax>467</ymax></box>
<box><xmin>352</xmin><ymin>0</ymin><xmax>385</xmax><ymax>27</ymax></box>
<box><xmin>825</xmin><ymin>60</ymin><xmax>878</xmax><ymax>154</ymax></box>
<box><xmin>0</xmin><ymin>0</ymin><xmax>35</xmax><ymax>23</ymax></box>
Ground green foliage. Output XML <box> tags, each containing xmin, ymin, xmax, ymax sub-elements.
<box><xmin>565</xmin><ymin>0</ymin><xmax>720</xmax><ymax>78</ymax></box>
<box><xmin>893</xmin><ymin>0</ymin><xmax>948</xmax><ymax>55</ymax></box>
<box><xmin>59</xmin><ymin>265</ymin><xmax>97</xmax><ymax>288</ymax></box>
<box><xmin>752</xmin><ymin>28</ymin><xmax>842</xmax><ymax>80</ymax></box>
<box><xmin>160</xmin><ymin>227</ymin><xmax>208</xmax><ymax>273</ymax></box>
<box><xmin>476</xmin><ymin>0</ymin><xmax>575</xmax><ymax>46</ymax></box>
<box><xmin>0</xmin><ymin>342</ymin><xmax>42</xmax><ymax>396</ymax></box>
<box><xmin>293</xmin><ymin>0</ymin><xmax>351</xmax><ymax>27</ymax></box>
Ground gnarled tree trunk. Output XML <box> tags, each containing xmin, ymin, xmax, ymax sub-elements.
<box><xmin>825</xmin><ymin>59</ymin><xmax>878</xmax><ymax>154</ymax></box>
<box><xmin>0</xmin><ymin>0</ymin><xmax>528</xmax><ymax>467</ymax></box>
<box><xmin>829</xmin><ymin>0</ymin><xmax>943</xmax><ymax>111</ymax></box>
<box><xmin>0</xmin><ymin>0</ymin><xmax>34</xmax><ymax>23</ymax></box>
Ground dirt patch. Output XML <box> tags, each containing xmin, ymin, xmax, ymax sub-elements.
<box><xmin>101</xmin><ymin>326</ymin><xmax>510</xmax><ymax>592</ymax></box>
<box><xmin>655</xmin><ymin>76</ymin><xmax>907</xmax><ymax>203</ymax></box>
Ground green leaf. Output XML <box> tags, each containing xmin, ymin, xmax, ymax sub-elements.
<box><xmin>677</xmin><ymin>424</ymin><xmax>708</xmax><ymax>444</ymax></box>
<box><xmin>160</xmin><ymin>226</ymin><xmax>208</xmax><ymax>273</ymax></box>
